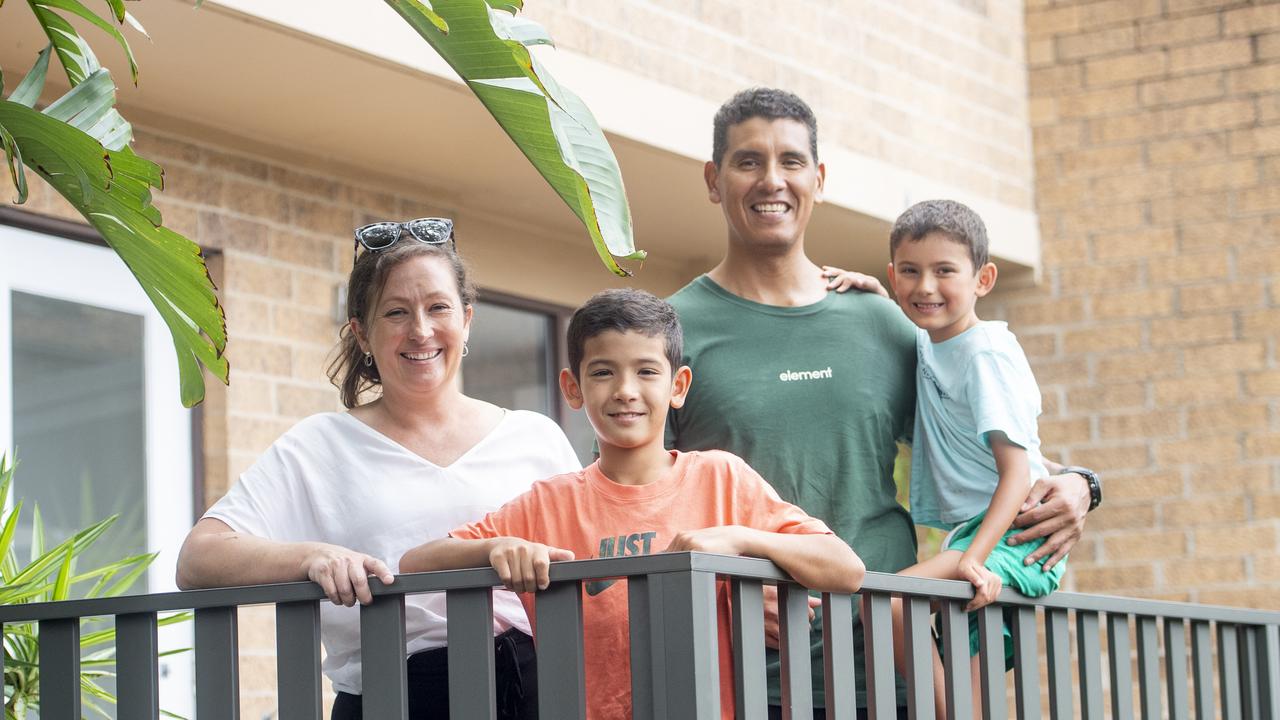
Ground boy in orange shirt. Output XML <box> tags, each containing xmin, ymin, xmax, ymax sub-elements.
<box><xmin>402</xmin><ymin>288</ymin><xmax>865</xmax><ymax>720</ymax></box>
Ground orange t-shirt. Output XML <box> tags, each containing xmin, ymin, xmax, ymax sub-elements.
<box><xmin>450</xmin><ymin>449</ymin><xmax>832</xmax><ymax>720</ymax></box>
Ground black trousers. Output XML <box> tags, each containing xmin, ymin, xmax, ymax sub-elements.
<box><xmin>332</xmin><ymin>629</ymin><xmax>537</xmax><ymax>720</ymax></box>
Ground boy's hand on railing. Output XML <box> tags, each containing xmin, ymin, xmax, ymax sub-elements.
<box><xmin>821</xmin><ymin>266</ymin><xmax>890</xmax><ymax>298</ymax></box>
<box><xmin>301</xmin><ymin>543</ymin><xmax>395</xmax><ymax>607</ymax></box>
<box><xmin>488</xmin><ymin>538</ymin><xmax>575</xmax><ymax>593</ymax></box>
<box><xmin>958</xmin><ymin>557</ymin><xmax>1002</xmax><ymax>612</ymax></box>
<box><xmin>761</xmin><ymin>584</ymin><xmax>821</xmax><ymax>649</ymax></box>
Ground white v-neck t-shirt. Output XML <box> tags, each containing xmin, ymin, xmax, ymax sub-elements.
<box><xmin>204</xmin><ymin>409</ymin><xmax>582</xmax><ymax>694</ymax></box>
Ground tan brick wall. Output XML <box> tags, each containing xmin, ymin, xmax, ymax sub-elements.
<box><xmin>524</xmin><ymin>0</ymin><xmax>1037</xmax><ymax>211</ymax></box>
<box><xmin>980</xmin><ymin>0</ymin><xmax>1280</xmax><ymax>607</ymax></box>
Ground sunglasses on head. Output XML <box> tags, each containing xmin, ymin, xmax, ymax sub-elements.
<box><xmin>352</xmin><ymin>217</ymin><xmax>455</xmax><ymax>262</ymax></box>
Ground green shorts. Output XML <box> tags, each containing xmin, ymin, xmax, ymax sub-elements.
<box><xmin>942</xmin><ymin>511</ymin><xmax>1066</xmax><ymax>664</ymax></box>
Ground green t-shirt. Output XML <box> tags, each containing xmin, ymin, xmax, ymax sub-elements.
<box><xmin>666</xmin><ymin>275</ymin><xmax>917</xmax><ymax>708</ymax></box>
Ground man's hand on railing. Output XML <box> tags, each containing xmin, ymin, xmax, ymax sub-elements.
<box><xmin>487</xmin><ymin>538</ymin><xmax>576</xmax><ymax>593</ymax></box>
<box><xmin>301</xmin><ymin>543</ymin><xmax>395</xmax><ymax>607</ymax></box>
<box><xmin>1008</xmin><ymin>471</ymin><xmax>1091</xmax><ymax>571</ymax></box>
<box><xmin>761</xmin><ymin>584</ymin><xmax>820</xmax><ymax>649</ymax></box>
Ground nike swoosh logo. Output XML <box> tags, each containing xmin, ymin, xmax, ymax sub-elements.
<box><xmin>585</xmin><ymin>579</ymin><xmax>618</xmax><ymax>596</ymax></box>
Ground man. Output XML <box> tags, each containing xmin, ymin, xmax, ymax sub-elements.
<box><xmin>665</xmin><ymin>88</ymin><xmax>1095</xmax><ymax>719</ymax></box>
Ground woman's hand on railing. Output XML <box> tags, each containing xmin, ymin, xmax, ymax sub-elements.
<box><xmin>487</xmin><ymin>538</ymin><xmax>576</xmax><ymax>593</ymax></box>
<box><xmin>301</xmin><ymin>544</ymin><xmax>395</xmax><ymax>607</ymax></box>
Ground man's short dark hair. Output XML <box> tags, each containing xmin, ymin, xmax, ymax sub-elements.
<box><xmin>889</xmin><ymin>199</ymin><xmax>990</xmax><ymax>271</ymax></box>
<box><xmin>712</xmin><ymin>87</ymin><xmax>818</xmax><ymax>167</ymax></box>
<box><xmin>567</xmin><ymin>289</ymin><xmax>683</xmax><ymax>379</ymax></box>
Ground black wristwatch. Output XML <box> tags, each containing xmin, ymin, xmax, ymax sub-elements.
<box><xmin>1061</xmin><ymin>466</ymin><xmax>1102</xmax><ymax>512</ymax></box>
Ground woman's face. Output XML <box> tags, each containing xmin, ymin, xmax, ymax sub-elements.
<box><xmin>351</xmin><ymin>254</ymin><xmax>472</xmax><ymax>401</ymax></box>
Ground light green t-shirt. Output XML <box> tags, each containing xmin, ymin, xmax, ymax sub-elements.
<box><xmin>667</xmin><ymin>275</ymin><xmax>918</xmax><ymax>708</ymax></box>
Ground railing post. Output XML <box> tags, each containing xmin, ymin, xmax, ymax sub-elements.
<box><xmin>731</xmin><ymin>579</ymin><xmax>768</xmax><ymax>720</ymax></box>
<box><xmin>1044</xmin><ymin>607</ymin><xmax>1072</xmax><ymax>720</ymax></box>
<box><xmin>904</xmin><ymin>595</ymin><xmax>936</xmax><ymax>720</ymax></box>
<box><xmin>940</xmin><ymin>600</ymin><xmax>972</xmax><ymax>720</ymax></box>
<box><xmin>1164</xmin><ymin>618</ymin><xmax>1189</xmax><ymax>720</ymax></box>
<box><xmin>779</xmin><ymin>583</ymin><xmax>815</xmax><ymax>719</ymax></box>
<box><xmin>1137</xmin><ymin>615</ymin><xmax>1161</xmax><ymax>720</ymax></box>
<box><xmin>195</xmin><ymin>606</ymin><xmax>240</xmax><ymax>719</ymax></box>
<box><xmin>1191</xmin><ymin>620</ymin><xmax>1215</xmax><ymax>720</ymax></box>
<box><xmin>39</xmin><ymin>617</ymin><xmax>81</xmax><ymax>720</ymax></box>
<box><xmin>1075</xmin><ymin>611</ymin><xmax>1103</xmax><ymax>720</ymax></box>
<box><xmin>117</xmin><ymin>611</ymin><xmax>160</xmax><ymax>720</ymax></box>
<box><xmin>1012</xmin><ymin>606</ymin><xmax>1040</xmax><ymax>720</ymax></box>
<box><xmin>447</xmin><ymin>587</ymin><xmax>497</xmax><ymax>720</ymax></box>
<box><xmin>1108</xmin><ymin>614</ymin><xmax>1134</xmax><ymax>720</ymax></box>
<box><xmin>861</xmin><ymin>591</ymin><xmax>895</xmax><ymax>720</ymax></box>
<box><xmin>1243</xmin><ymin>625</ymin><xmax>1262</xmax><ymax>720</ymax></box>
<box><xmin>658</xmin><ymin>570</ymin><xmax>721</xmax><ymax>719</ymax></box>
<box><xmin>977</xmin><ymin>606</ymin><xmax>1007</xmax><ymax>720</ymax></box>
<box><xmin>1220</xmin><ymin>623</ymin><xmax>1244</xmax><ymax>720</ymax></box>
<box><xmin>822</xmin><ymin>592</ymin><xmax>856</xmax><ymax>720</ymax></box>
<box><xmin>360</xmin><ymin>592</ymin><xmax>408</xmax><ymax>719</ymax></box>
<box><xmin>629</xmin><ymin>575</ymin><xmax>659</xmax><ymax>718</ymax></box>
<box><xmin>1259</xmin><ymin>625</ymin><xmax>1280</xmax><ymax>720</ymax></box>
<box><xmin>276</xmin><ymin>600</ymin><xmax>323</xmax><ymax>720</ymax></box>
<box><xmin>536</xmin><ymin>579</ymin><xmax>586</xmax><ymax>720</ymax></box>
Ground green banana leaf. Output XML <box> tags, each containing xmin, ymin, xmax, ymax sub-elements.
<box><xmin>386</xmin><ymin>0</ymin><xmax>644</xmax><ymax>276</ymax></box>
<box><xmin>1</xmin><ymin>1</ymin><xmax>228</xmax><ymax>407</ymax></box>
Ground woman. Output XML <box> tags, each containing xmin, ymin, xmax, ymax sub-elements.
<box><xmin>177</xmin><ymin>218</ymin><xmax>580</xmax><ymax>719</ymax></box>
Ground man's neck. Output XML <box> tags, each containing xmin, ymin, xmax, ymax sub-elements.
<box><xmin>706</xmin><ymin>243</ymin><xmax>828</xmax><ymax>307</ymax></box>
<box><xmin>596</xmin><ymin>442</ymin><xmax>675</xmax><ymax>487</ymax></box>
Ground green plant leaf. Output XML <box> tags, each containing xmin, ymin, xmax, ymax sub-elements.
<box><xmin>386</xmin><ymin>0</ymin><xmax>642</xmax><ymax>276</ymax></box>
<box><xmin>102</xmin><ymin>0</ymin><xmax>126</xmax><ymax>22</ymax></box>
<box><xmin>7</xmin><ymin>513</ymin><xmax>115</xmax><ymax>590</ymax></box>
<box><xmin>43</xmin><ymin>68</ymin><xmax>132</xmax><ymax>151</ymax></box>
<box><xmin>0</xmin><ymin>98</ymin><xmax>230</xmax><ymax>405</ymax></box>
<box><xmin>29</xmin><ymin>0</ymin><xmax>139</xmax><ymax>85</ymax></box>
<box><xmin>52</xmin><ymin>544</ymin><xmax>74</xmax><ymax>601</ymax></box>
<box><xmin>9</xmin><ymin>45</ymin><xmax>53</xmax><ymax>107</ymax></box>
<box><xmin>29</xmin><ymin>504</ymin><xmax>43</xmax><ymax>566</ymax></box>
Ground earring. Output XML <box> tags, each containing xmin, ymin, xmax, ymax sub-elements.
<box><xmin>461</xmin><ymin>342</ymin><xmax>470</xmax><ymax>358</ymax></box>
<box><xmin>363</xmin><ymin>352</ymin><xmax>373</xmax><ymax>367</ymax></box>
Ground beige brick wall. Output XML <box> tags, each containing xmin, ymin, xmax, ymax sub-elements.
<box><xmin>980</xmin><ymin>0</ymin><xmax>1280</xmax><ymax>607</ymax></box>
<box><xmin>525</xmin><ymin>0</ymin><xmax>1038</xmax><ymax>211</ymax></box>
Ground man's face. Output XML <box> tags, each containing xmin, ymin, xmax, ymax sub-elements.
<box><xmin>704</xmin><ymin>117</ymin><xmax>825</xmax><ymax>253</ymax></box>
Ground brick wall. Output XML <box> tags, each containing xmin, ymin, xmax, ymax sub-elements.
<box><xmin>981</xmin><ymin>0</ymin><xmax>1280</xmax><ymax>607</ymax></box>
<box><xmin>525</xmin><ymin>0</ymin><xmax>1038</xmax><ymax>211</ymax></box>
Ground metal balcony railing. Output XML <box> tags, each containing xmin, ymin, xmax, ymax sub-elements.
<box><xmin>2</xmin><ymin>552</ymin><xmax>1278</xmax><ymax>719</ymax></box>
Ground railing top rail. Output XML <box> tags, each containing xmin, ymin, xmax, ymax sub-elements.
<box><xmin>1</xmin><ymin>552</ymin><xmax>1278</xmax><ymax>626</ymax></box>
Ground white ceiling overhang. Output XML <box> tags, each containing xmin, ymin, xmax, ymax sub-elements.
<box><xmin>0</xmin><ymin>0</ymin><xmax>1039</xmax><ymax>281</ymax></box>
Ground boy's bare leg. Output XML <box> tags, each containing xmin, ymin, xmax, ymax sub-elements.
<box><xmin>889</xmin><ymin>550</ymin><xmax>966</xmax><ymax>719</ymax></box>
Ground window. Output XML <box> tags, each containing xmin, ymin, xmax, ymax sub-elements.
<box><xmin>463</xmin><ymin>292</ymin><xmax>594</xmax><ymax>463</ymax></box>
<box><xmin>0</xmin><ymin>216</ymin><xmax>194</xmax><ymax>713</ymax></box>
